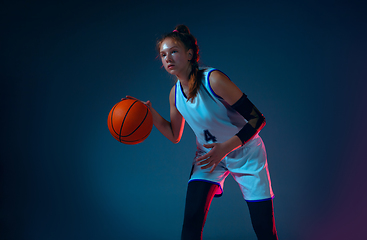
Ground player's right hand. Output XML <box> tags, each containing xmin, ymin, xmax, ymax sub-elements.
<box><xmin>123</xmin><ymin>96</ymin><xmax>152</xmax><ymax>109</ymax></box>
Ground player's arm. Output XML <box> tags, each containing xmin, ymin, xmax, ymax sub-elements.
<box><xmin>148</xmin><ymin>86</ymin><xmax>185</xmax><ymax>144</ymax></box>
<box><xmin>196</xmin><ymin>70</ymin><xmax>266</xmax><ymax>172</ymax></box>
<box><xmin>209</xmin><ymin>70</ymin><xmax>266</xmax><ymax>145</ymax></box>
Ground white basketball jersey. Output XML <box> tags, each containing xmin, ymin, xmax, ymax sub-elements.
<box><xmin>175</xmin><ymin>68</ymin><xmax>248</xmax><ymax>148</ymax></box>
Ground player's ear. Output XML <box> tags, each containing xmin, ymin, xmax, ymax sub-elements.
<box><xmin>187</xmin><ymin>49</ymin><xmax>194</xmax><ymax>61</ymax></box>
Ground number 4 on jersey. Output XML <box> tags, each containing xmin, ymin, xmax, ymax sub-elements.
<box><xmin>204</xmin><ymin>130</ymin><xmax>217</xmax><ymax>143</ymax></box>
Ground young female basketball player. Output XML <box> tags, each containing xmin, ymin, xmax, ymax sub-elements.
<box><xmin>129</xmin><ymin>25</ymin><xmax>278</xmax><ymax>240</ymax></box>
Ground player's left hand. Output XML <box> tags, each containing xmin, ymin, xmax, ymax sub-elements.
<box><xmin>196</xmin><ymin>143</ymin><xmax>229</xmax><ymax>173</ymax></box>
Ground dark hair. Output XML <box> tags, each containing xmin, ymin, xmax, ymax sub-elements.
<box><xmin>157</xmin><ymin>25</ymin><xmax>203</xmax><ymax>102</ymax></box>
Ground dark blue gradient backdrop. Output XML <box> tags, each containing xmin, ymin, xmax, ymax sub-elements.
<box><xmin>2</xmin><ymin>1</ymin><xmax>367</xmax><ymax>239</ymax></box>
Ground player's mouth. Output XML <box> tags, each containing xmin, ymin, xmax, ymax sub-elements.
<box><xmin>167</xmin><ymin>64</ymin><xmax>175</xmax><ymax>69</ymax></box>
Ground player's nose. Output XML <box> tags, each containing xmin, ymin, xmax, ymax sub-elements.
<box><xmin>165</xmin><ymin>55</ymin><xmax>173</xmax><ymax>62</ymax></box>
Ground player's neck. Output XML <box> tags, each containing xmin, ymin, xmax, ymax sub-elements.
<box><xmin>176</xmin><ymin>65</ymin><xmax>191</xmax><ymax>86</ymax></box>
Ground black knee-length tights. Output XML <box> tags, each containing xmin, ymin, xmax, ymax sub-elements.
<box><xmin>181</xmin><ymin>181</ymin><xmax>278</xmax><ymax>240</ymax></box>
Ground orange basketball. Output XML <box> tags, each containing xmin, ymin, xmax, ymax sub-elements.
<box><xmin>107</xmin><ymin>99</ymin><xmax>153</xmax><ymax>144</ymax></box>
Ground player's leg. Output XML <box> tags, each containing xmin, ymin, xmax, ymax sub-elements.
<box><xmin>228</xmin><ymin>136</ymin><xmax>277</xmax><ymax>239</ymax></box>
<box><xmin>181</xmin><ymin>180</ymin><xmax>219</xmax><ymax>240</ymax></box>
<box><xmin>247</xmin><ymin>199</ymin><xmax>278</xmax><ymax>240</ymax></box>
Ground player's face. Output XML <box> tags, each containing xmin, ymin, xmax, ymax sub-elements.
<box><xmin>159</xmin><ymin>38</ymin><xmax>192</xmax><ymax>77</ymax></box>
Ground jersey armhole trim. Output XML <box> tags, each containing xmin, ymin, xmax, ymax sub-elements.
<box><xmin>207</xmin><ymin>68</ymin><xmax>224</xmax><ymax>100</ymax></box>
<box><xmin>174</xmin><ymin>84</ymin><xmax>178</xmax><ymax>108</ymax></box>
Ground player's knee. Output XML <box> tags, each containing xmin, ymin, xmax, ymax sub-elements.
<box><xmin>252</xmin><ymin>221</ymin><xmax>276</xmax><ymax>238</ymax></box>
<box><xmin>248</xmin><ymin>200</ymin><xmax>278</xmax><ymax>240</ymax></box>
<box><xmin>182</xmin><ymin>208</ymin><xmax>204</xmax><ymax>229</ymax></box>
<box><xmin>181</xmin><ymin>219</ymin><xmax>203</xmax><ymax>240</ymax></box>
<box><xmin>181</xmin><ymin>206</ymin><xmax>205</xmax><ymax>239</ymax></box>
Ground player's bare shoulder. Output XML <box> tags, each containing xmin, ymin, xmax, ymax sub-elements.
<box><xmin>209</xmin><ymin>70</ymin><xmax>242</xmax><ymax>105</ymax></box>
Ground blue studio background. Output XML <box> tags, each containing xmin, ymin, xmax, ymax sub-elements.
<box><xmin>1</xmin><ymin>0</ymin><xmax>367</xmax><ymax>239</ymax></box>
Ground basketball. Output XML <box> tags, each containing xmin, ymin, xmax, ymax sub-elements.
<box><xmin>107</xmin><ymin>99</ymin><xmax>153</xmax><ymax>144</ymax></box>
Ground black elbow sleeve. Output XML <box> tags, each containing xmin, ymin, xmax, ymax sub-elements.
<box><xmin>232</xmin><ymin>93</ymin><xmax>266</xmax><ymax>144</ymax></box>
<box><xmin>231</xmin><ymin>93</ymin><xmax>254</xmax><ymax>121</ymax></box>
